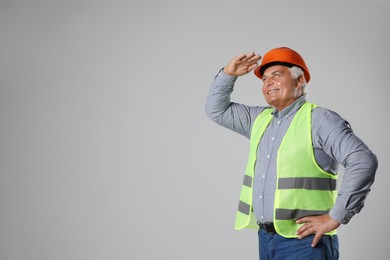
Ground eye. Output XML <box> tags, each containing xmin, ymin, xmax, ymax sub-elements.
<box><xmin>273</xmin><ymin>72</ymin><xmax>280</xmax><ymax>78</ymax></box>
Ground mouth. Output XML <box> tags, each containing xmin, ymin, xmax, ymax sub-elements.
<box><xmin>267</xmin><ymin>89</ymin><xmax>279</xmax><ymax>95</ymax></box>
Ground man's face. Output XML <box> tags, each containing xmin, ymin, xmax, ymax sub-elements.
<box><xmin>261</xmin><ymin>65</ymin><xmax>303</xmax><ymax>111</ymax></box>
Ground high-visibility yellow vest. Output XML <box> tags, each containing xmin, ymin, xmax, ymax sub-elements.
<box><xmin>234</xmin><ymin>102</ymin><xmax>338</xmax><ymax>238</ymax></box>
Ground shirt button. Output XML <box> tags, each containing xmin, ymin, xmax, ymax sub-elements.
<box><xmin>260</xmin><ymin>216</ymin><xmax>264</xmax><ymax>219</ymax></box>
<box><xmin>266</xmin><ymin>155</ymin><xmax>270</xmax><ymax>159</ymax></box>
<box><xmin>277</xmin><ymin>120</ymin><xmax>281</xmax><ymax>124</ymax></box>
<box><xmin>271</xmin><ymin>137</ymin><xmax>275</xmax><ymax>141</ymax></box>
<box><xmin>262</xmin><ymin>175</ymin><xmax>266</xmax><ymax>178</ymax></box>
<box><xmin>259</xmin><ymin>195</ymin><xmax>262</xmax><ymax>199</ymax></box>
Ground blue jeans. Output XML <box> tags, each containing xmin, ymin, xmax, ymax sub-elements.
<box><xmin>258</xmin><ymin>229</ymin><xmax>339</xmax><ymax>260</ymax></box>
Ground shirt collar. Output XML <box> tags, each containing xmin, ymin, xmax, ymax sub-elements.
<box><xmin>271</xmin><ymin>96</ymin><xmax>306</xmax><ymax>119</ymax></box>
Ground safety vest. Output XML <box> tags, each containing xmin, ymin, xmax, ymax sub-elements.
<box><xmin>234</xmin><ymin>102</ymin><xmax>338</xmax><ymax>238</ymax></box>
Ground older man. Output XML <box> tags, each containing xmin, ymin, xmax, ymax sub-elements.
<box><xmin>205</xmin><ymin>47</ymin><xmax>378</xmax><ymax>259</ymax></box>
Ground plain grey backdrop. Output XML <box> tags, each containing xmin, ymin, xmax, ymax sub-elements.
<box><xmin>1</xmin><ymin>0</ymin><xmax>389</xmax><ymax>259</ymax></box>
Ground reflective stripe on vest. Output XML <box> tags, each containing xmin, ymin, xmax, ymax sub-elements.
<box><xmin>278</xmin><ymin>177</ymin><xmax>337</xmax><ymax>190</ymax></box>
<box><xmin>234</xmin><ymin>102</ymin><xmax>338</xmax><ymax>238</ymax></box>
<box><xmin>234</xmin><ymin>108</ymin><xmax>273</xmax><ymax>230</ymax></box>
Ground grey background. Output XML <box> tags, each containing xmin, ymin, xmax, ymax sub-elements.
<box><xmin>1</xmin><ymin>0</ymin><xmax>389</xmax><ymax>259</ymax></box>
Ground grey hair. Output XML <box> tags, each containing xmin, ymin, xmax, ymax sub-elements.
<box><xmin>289</xmin><ymin>66</ymin><xmax>307</xmax><ymax>96</ymax></box>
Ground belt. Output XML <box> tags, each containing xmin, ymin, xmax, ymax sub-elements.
<box><xmin>258</xmin><ymin>222</ymin><xmax>276</xmax><ymax>234</ymax></box>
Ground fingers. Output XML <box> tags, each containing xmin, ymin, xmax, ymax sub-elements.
<box><xmin>248</xmin><ymin>63</ymin><xmax>260</xmax><ymax>72</ymax></box>
<box><xmin>248</xmin><ymin>52</ymin><xmax>262</xmax><ymax>62</ymax></box>
<box><xmin>296</xmin><ymin>214</ymin><xmax>340</xmax><ymax>248</ymax></box>
<box><xmin>311</xmin><ymin>233</ymin><xmax>323</xmax><ymax>248</ymax></box>
<box><xmin>299</xmin><ymin>225</ymin><xmax>323</xmax><ymax>247</ymax></box>
<box><xmin>296</xmin><ymin>216</ymin><xmax>311</xmax><ymax>236</ymax></box>
<box><xmin>235</xmin><ymin>51</ymin><xmax>261</xmax><ymax>63</ymax></box>
<box><xmin>296</xmin><ymin>221</ymin><xmax>315</xmax><ymax>239</ymax></box>
<box><xmin>296</xmin><ymin>217</ymin><xmax>308</xmax><ymax>224</ymax></box>
<box><xmin>296</xmin><ymin>216</ymin><xmax>319</xmax><ymax>240</ymax></box>
<box><xmin>296</xmin><ymin>220</ymin><xmax>323</xmax><ymax>247</ymax></box>
<box><xmin>224</xmin><ymin>51</ymin><xmax>261</xmax><ymax>76</ymax></box>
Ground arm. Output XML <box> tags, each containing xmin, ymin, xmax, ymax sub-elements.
<box><xmin>315</xmin><ymin>109</ymin><xmax>378</xmax><ymax>224</ymax></box>
<box><xmin>297</xmin><ymin>108</ymin><xmax>378</xmax><ymax>246</ymax></box>
<box><xmin>205</xmin><ymin>52</ymin><xmax>264</xmax><ymax>138</ymax></box>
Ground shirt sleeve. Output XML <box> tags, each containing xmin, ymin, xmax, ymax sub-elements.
<box><xmin>205</xmin><ymin>69</ymin><xmax>265</xmax><ymax>139</ymax></box>
<box><xmin>312</xmin><ymin>108</ymin><xmax>378</xmax><ymax>224</ymax></box>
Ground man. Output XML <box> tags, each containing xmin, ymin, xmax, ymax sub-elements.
<box><xmin>205</xmin><ymin>47</ymin><xmax>378</xmax><ymax>259</ymax></box>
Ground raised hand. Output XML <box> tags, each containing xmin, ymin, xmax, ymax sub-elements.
<box><xmin>223</xmin><ymin>51</ymin><xmax>262</xmax><ymax>77</ymax></box>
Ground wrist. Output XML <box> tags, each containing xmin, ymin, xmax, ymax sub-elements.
<box><xmin>218</xmin><ymin>68</ymin><xmax>238</xmax><ymax>79</ymax></box>
<box><xmin>223</xmin><ymin>67</ymin><xmax>236</xmax><ymax>76</ymax></box>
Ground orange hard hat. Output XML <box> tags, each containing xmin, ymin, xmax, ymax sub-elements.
<box><xmin>254</xmin><ymin>47</ymin><xmax>311</xmax><ymax>83</ymax></box>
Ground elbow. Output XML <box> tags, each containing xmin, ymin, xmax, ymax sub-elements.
<box><xmin>204</xmin><ymin>103</ymin><xmax>212</xmax><ymax>118</ymax></box>
<box><xmin>205</xmin><ymin>102</ymin><xmax>226</xmax><ymax>125</ymax></box>
<box><xmin>205</xmin><ymin>107</ymin><xmax>223</xmax><ymax>125</ymax></box>
<box><xmin>360</xmin><ymin>150</ymin><xmax>379</xmax><ymax>182</ymax></box>
<box><xmin>364</xmin><ymin>150</ymin><xmax>379</xmax><ymax>174</ymax></box>
<box><xmin>362</xmin><ymin>150</ymin><xmax>378</xmax><ymax>182</ymax></box>
<box><xmin>344</xmin><ymin>149</ymin><xmax>379</xmax><ymax>181</ymax></box>
<box><xmin>370</xmin><ymin>152</ymin><xmax>379</xmax><ymax>178</ymax></box>
<box><xmin>205</xmin><ymin>103</ymin><xmax>216</xmax><ymax>122</ymax></box>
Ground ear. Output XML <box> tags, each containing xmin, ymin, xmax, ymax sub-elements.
<box><xmin>296</xmin><ymin>75</ymin><xmax>305</xmax><ymax>89</ymax></box>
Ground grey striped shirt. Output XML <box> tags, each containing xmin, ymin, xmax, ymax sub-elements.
<box><xmin>205</xmin><ymin>70</ymin><xmax>378</xmax><ymax>224</ymax></box>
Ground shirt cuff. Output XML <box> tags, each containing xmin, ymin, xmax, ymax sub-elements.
<box><xmin>329</xmin><ymin>205</ymin><xmax>362</xmax><ymax>224</ymax></box>
<box><xmin>215</xmin><ymin>68</ymin><xmax>238</xmax><ymax>81</ymax></box>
